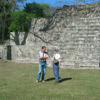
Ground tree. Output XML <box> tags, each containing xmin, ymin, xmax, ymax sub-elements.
<box><xmin>24</xmin><ymin>2</ymin><xmax>45</xmax><ymax>18</ymax></box>
<box><xmin>8</xmin><ymin>11</ymin><xmax>28</xmax><ymax>32</ymax></box>
<box><xmin>0</xmin><ymin>0</ymin><xmax>26</xmax><ymax>42</ymax></box>
<box><xmin>40</xmin><ymin>3</ymin><xmax>50</xmax><ymax>14</ymax></box>
<box><xmin>40</xmin><ymin>3</ymin><xmax>53</xmax><ymax>18</ymax></box>
<box><xmin>9</xmin><ymin>2</ymin><xmax>48</xmax><ymax>37</ymax></box>
<box><xmin>0</xmin><ymin>1</ymin><xmax>12</xmax><ymax>41</ymax></box>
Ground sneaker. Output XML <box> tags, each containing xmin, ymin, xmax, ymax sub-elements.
<box><xmin>36</xmin><ymin>80</ymin><xmax>39</xmax><ymax>83</ymax></box>
<box><xmin>42</xmin><ymin>80</ymin><xmax>45</xmax><ymax>82</ymax></box>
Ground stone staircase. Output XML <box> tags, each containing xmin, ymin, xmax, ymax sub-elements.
<box><xmin>58</xmin><ymin>16</ymin><xmax>100</xmax><ymax>68</ymax></box>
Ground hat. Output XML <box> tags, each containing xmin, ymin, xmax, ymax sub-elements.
<box><xmin>54</xmin><ymin>48</ymin><xmax>59</xmax><ymax>52</ymax></box>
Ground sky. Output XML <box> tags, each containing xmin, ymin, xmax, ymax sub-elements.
<box><xmin>18</xmin><ymin>0</ymin><xmax>100</xmax><ymax>10</ymax></box>
<box><xmin>24</xmin><ymin>0</ymin><xmax>100</xmax><ymax>6</ymax></box>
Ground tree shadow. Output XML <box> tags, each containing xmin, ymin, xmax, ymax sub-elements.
<box><xmin>29</xmin><ymin>8</ymin><xmax>65</xmax><ymax>45</ymax></box>
<box><xmin>10</xmin><ymin>31</ymin><xmax>28</xmax><ymax>45</ymax></box>
<box><xmin>59</xmin><ymin>78</ymin><xmax>72</xmax><ymax>83</ymax></box>
<box><xmin>39</xmin><ymin>9</ymin><xmax>62</xmax><ymax>31</ymax></box>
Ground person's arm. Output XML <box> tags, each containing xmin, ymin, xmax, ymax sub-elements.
<box><xmin>39</xmin><ymin>54</ymin><xmax>48</xmax><ymax>59</ymax></box>
<box><xmin>59</xmin><ymin>58</ymin><xmax>61</xmax><ymax>68</ymax></box>
<box><xmin>49</xmin><ymin>55</ymin><xmax>53</xmax><ymax>61</ymax></box>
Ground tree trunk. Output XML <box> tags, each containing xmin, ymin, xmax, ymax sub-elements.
<box><xmin>2</xmin><ymin>3</ymin><xmax>6</xmax><ymax>41</ymax></box>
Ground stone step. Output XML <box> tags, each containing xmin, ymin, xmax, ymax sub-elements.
<box><xmin>61</xmin><ymin>60</ymin><xmax>99</xmax><ymax>67</ymax></box>
<box><xmin>62</xmin><ymin>61</ymin><xmax>99</xmax><ymax>65</ymax></box>
<box><xmin>75</xmin><ymin>17</ymin><xmax>100</xmax><ymax>20</ymax></box>
<box><xmin>61</xmin><ymin>33</ymin><xmax>99</xmax><ymax>36</ymax></box>
<box><xmin>75</xmin><ymin>21</ymin><xmax>100</xmax><ymax>23</ymax></box>
<box><xmin>61</xmin><ymin>62</ymin><xmax>99</xmax><ymax>68</ymax></box>
<box><xmin>62</xmin><ymin>53</ymin><xmax>99</xmax><ymax>58</ymax></box>
<box><xmin>67</xmin><ymin>18</ymin><xmax>100</xmax><ymax>21</ymax></box>
<box><xmin>72</xmin><ymin>37</ymin><xmax>97</xmax><ymax>40</ymax></box>
<box><xmin>60</xmin><ymin>38</ymin><xmax>99</xmax><ymax>41</ymax></box>
<box><xmin>72</xmin><ymin>18</ymin><xmax>100</xmax><ymax>22</ymax></box>
<box><xmin>65</xmin><ymin>19</ymin><xmax>100</xmax><ymax>22</ymax></box>
<box><xmin>66</xmin><ymin>26</ymin><xmax>100</xmax><ymax>28</ymax></box>
<box><xmin>65</xmin><ymin>28</ymin><xmax>100</xmax><ymax>31</ymax></box>
<box><xmin>63</xmin><ymin>16</ymin><xmax>100</xmax><ymax>20</ymax></box>
<box><xmin>66</xmin><ymin>23</ymin><xmax>100</xmax><ymax>27</ymax></box>
<box><xmin>59</xmin><ymin>42</ymin><xmax>98</xmax><ymax>46</ymax></box>
<box><xmin>60</xmin><ymin>54</ymin><xmax>98</xmax><ymax>58</ymax></box>
<box><xmin>60</xmin><ymin>51</ymin><xmax>98</xmax><ymax>55</ymax></box>
<box><xmin>75</xmin><ymin>61</ymin><xmax>99</xmax><ymax>66</ymax></box>
<box><xmin>59</xmin><ymin>43</ymin><xmax>98</xmax><ymax>46</ymax></box>
<box><xmin>63</xmin><ymin>29</ymin><xmax>100</xmax><ymax>32</ymax></box>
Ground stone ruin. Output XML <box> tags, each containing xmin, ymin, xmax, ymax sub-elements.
<box><xmin>0</xmin><ymin>2</ymin><xmax>100</xmax><ymax>68</ymax></box>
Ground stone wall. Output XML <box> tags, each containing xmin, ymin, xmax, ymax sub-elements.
<box><xmin>57</xmin><ymin>2</ymin><xmax>100</xmax><ymax>17</ymax></box>
<box><xmin>1</xmin><ymin>3</ymin><xmax>100</xmax><ymax>68</ymax></box>
<box><xmin>0</xmin><ymin>46</ymin><xmax>7</xmax><ymax>60</ymax></box>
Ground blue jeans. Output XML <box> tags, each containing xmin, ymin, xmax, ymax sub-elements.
<box><xmin>53</xmin><ymin>62</ymin><xmax>59</xmax><ymax>82</ymax></box>
<box><xmin>36</xmin><ymin>62</ymin><xmax>46</xmax><ymax>81</ymax></box>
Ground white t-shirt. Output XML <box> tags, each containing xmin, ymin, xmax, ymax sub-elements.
<box><xmin>53</xmin><ymin>53</ymin><xmax>61</xmax><ymax>61</ymax></box>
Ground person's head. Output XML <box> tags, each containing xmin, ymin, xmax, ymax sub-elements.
<box><xmin>42</xmin><ymin>46</ymin><xmax>46</xmax><ymax>52</ymax></box>
<box><xmin>54</xmin><ymin>49</ymin><xmax>58</xmax><ymax>54</ymax></box>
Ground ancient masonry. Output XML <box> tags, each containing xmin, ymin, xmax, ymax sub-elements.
<box><xmin>0</xmin><ymin>3</ymin><xmax>100</xmax><ymax>68</ymax></box>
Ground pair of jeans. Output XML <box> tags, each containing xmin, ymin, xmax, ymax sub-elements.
<box><xmin>36</xmin><ymin>62</ymin><xmax>46</xmax><ymax>81</ymax></box>
<box><xmin>53</xmin><ymin>62</ymin><xmax>59</xmax><ymax>82</ymax></box>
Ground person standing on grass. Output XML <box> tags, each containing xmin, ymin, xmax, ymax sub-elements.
<box><xmin>36</xmin><ymin>46</ymin><xmax>48</xmax><ymax>83</ymax></box>
<box><xmin>49</xmin><ymin>49</ymin><xmax>61</xmax><ymax>83</ymax></box>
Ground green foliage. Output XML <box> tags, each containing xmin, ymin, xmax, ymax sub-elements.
<box><xmin>24</xmin><ymin>2</ymin><xmax>44</xmax><ymax>18</ymax></box>
<box><xmin>24</xmin><ymin>2</ymin><xmax>53</xmax><ymax>18</ymax></box>
<box><xmin>8</xmin><ymin>2</ymin><xmax>52</xmax><ymax>34</ymax></box>
<box><xmin>45</xmin><ymin>13</ymin><xmax>52</xmax><ymax>18</ymax></box>
<box><xmin>27</xmin><ymin>13</ymin><xmax>37</xmax><ymax>19</ymax></box>
<box><xmin>8</xmin><ymin>11</ymin><xmax>28</xmax><ymax>32</ymax></box>
<box><xmin>40</xmin><ymin>3</ymin><xmax>50</xmax><ymax>13</ymax></box>
<box><xmin>40</xmin><ymin>3</ymin><xmax>53</xmax><ymax>18</ymax></box>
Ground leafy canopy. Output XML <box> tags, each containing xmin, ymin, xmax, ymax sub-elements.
<box><xmin>24</xmin><ymin>2</ymin><xmax>44</xmax><ymax>18</ymax></box>
<box><xmin>8</xmin><ymin>11</ymin><xmax>28</xmax><ymax>32</ymax></box>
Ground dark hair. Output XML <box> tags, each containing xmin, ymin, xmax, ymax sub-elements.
<box><xmin>42</xmin><ymin>46</ymin><xmax>46</xmax><ymax>49</ymax></box>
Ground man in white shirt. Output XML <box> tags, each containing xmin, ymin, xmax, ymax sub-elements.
<box><xmin>36</xmin><ymin>46</ymin><xmax>48</xmax><ymax>83</ymax></box>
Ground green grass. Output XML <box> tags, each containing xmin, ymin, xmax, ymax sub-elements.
<box><xmin>0</xmin><ymin>60</ymin><xmax>100</xmax><ymax>100</ymax></box>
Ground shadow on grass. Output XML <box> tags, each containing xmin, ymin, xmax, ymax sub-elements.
<box><xmin>45</xmin><ymin>77</ymin><xmax>61</xmax><ymax>81</ymax></box>
<box><xmin>59</xmin><ymin>78</ymin><xmax>72</xmax><ymax>83</ymax></box>
<box><xmin>45</xmin><ymin>77</ymin><xmax>72</xmax><ymax>83</ymax></box>
<box><xmin>45</xmin><ymin>77</ymin><xmax>55</xmax><ymax>81</ymax></box>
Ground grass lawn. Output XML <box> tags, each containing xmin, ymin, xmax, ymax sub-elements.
<box><xmin>0</xmin><ymin>60</ymin><xmax>100</xmax><ymax>100</ymax></box>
